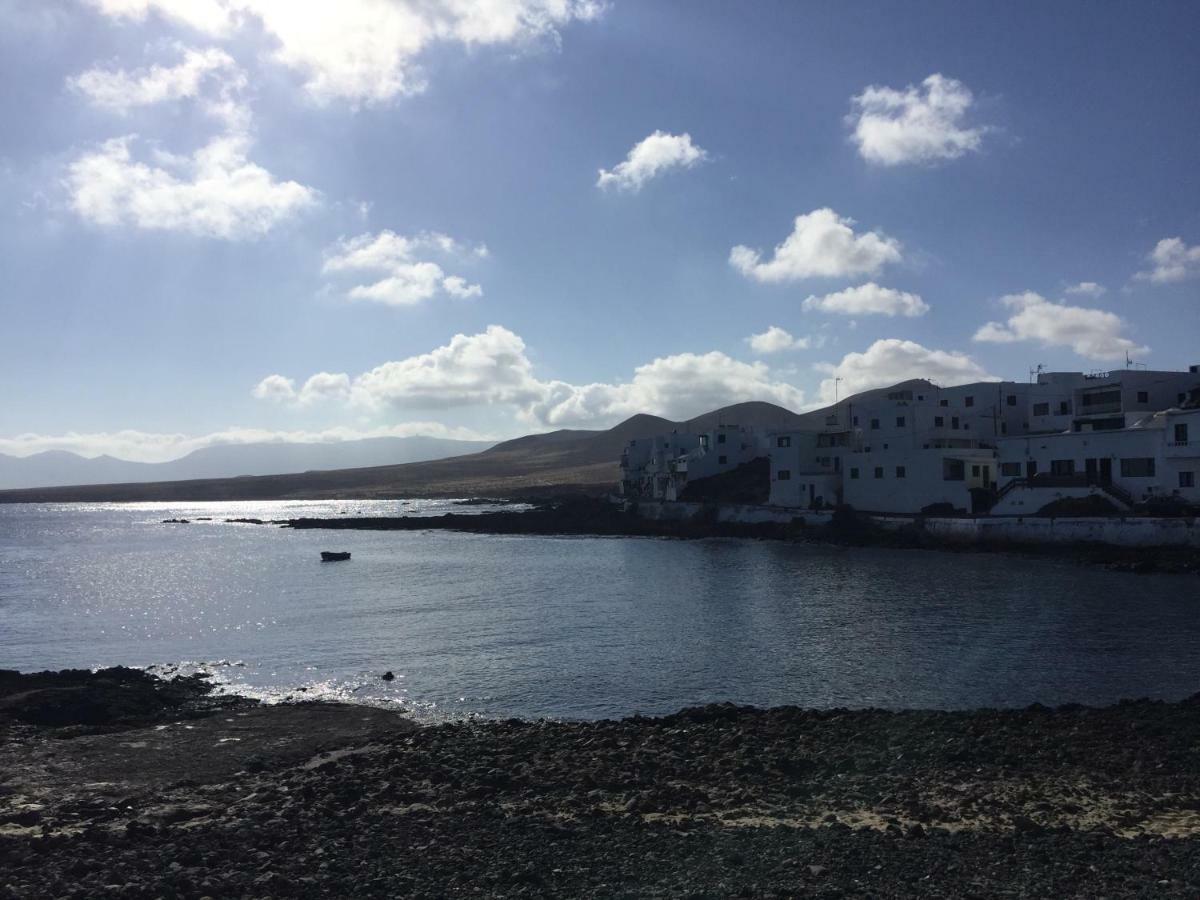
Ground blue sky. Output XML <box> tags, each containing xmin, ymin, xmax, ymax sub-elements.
<box><xmin>2</xmin><ymin>0</ymin><xmax>1198</xmax><ymax>461</ymax></box>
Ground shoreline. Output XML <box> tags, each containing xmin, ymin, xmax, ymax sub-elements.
<box><xmin>5</xmin><ymin>669</ymin><xmax>1200</xmax><ymax>896</ymax></box>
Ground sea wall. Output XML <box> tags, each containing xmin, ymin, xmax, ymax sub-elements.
<box><xmin>872</xmin><ymin>514</ymin><xmax>1200</xmax><ymax>548</ymax></box>
<box><xmin>632</xmin><ymin>500</ymin><xmax>834</xmax><ymax>527</ymax></box>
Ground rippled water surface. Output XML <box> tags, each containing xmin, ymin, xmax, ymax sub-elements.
<box><xmin>2</xmin><ymin>500</ymin><xmax>1199</xmax><ymax>721</ymax></box>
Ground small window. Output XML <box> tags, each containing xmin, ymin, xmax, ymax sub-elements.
<box><xmin>850</xmin><ymin>467</ymin><xmax>860</xmax><ymax>480</ymax></box>
<box><xmin>1050</xmin><ymin>459</ymin><xmax>1075</xmax><ymax>476</ymax></box>
<box><xmin>1137</xmin><ymin>391</ymin><xmax>1149</xmax><ymax>404</ymax></box>
<box><xmin>777</xmin><ymin>436</ymin><xmax>791</xmax><ymax>448</ymax></box>
<box><xmin>777</xmin><ymin>469</ymin><xmax>791</xmax><ymax>481</ymax></box>
<box><xmin>971</xmin><ymin>465</ymin><xmax>980</xmax><ymax>477</ymax></box>
<box><xmin>1007</xmin><ymin>394</ymin><xmax>1017</xmax><ymax>407</ymax></box>
<box><xmin>1179</xmin><ymin>393</ymin><xmax>1187</xmax><ymax>405</ymax></box>
<box><xmin>1175</xmin><ymin>424</ymin><xmax>1188</xmax><ymax>445</ymax></box>
<box><xmin>717</xmin><ymin>433</ymin><xmax>726</xmax><ymax>444</ymax></box>
<box><xmin>1001</xmin><ymin>422</ymin><xmax>1008</xmax><ymax>434</ymax></box>
<box><xmin>1120</xmin><ymin>458</ymin><xmax>1155</xmax><ymax>477</ymax></box>
<box><xmin>1033</xmin><ymin>402</ymin><xmax>1050</xmax><ymax>416</ymax></box>
<box><xmin>965</xmin><ymin>396</ymin><xmax>975</xmax><ymax>407</ymax></box>
<box><xmin>935</xmin><ymin>416</ymin><xmax>945</xmax><ymax>427</ymax></box>
<box><xmin>1000</xmin><ymin>462</ymin><xmax>1021</xmax><ymax>477</ymax></box>
<box><xmin>1181</xmin><ymin>471</ymin><xmax>1195</xmax><ymax>488</ymax></box>
<box><xmin>943</xmin><ymin>459</ymin><xmax>965</xmax><ymax>481</ymax></box>
<box><xmin>940</xmin><ymin>399</ymin><xmax>949</xmax><ymax>407</ymax></box>
<box><xmin>951</xmin><ymin>417</ymin><xmax>960</xmax><ymax>430</ymax></box>
<box><xmin>874</xmin><ymin>466</ymin><xmax>884</xmax><ymax>479</ymax></box>
<box><xmin>895</xmin><ymin>466</ymin><xmax>906</xmax><ymax>478</ymax></box>
<box><xmin>896</xmin><ymin>416</ymin><xmax>906</xmax><ymax>427</ymax></box>
<box><xmin>870</xmin><ymin>418</ymin><xmax>880</xmax><ymax>430</ymax></box>
<box><xmin>852</xmin><ymin>416</ymin><xmax>859</xmax><ymax>426</ymax></box>
<box><xmin>1059</xmin><ymin>401</ymin><xmax>1070</xmax><ymax>415</ymax></box>
<box><xmin>718</xmin><ymin>455</ymin><xmax>728</xmax><ymax>465</ymax></box>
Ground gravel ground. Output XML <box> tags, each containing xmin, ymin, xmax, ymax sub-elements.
<box><xmin>4</xmin><ymin>670</ymin><xmax>1200</xmax><ymax>897</ymax></box>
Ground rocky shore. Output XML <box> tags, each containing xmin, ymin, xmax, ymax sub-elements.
<box><xmin>275</xmin><ymin>498</ymin><xmax>1200</xmax><ymax>575</ymax></box>
<box><xmin>5</xmin><ymin>670</ymin><xmax>1200</xmax><ymax>897</ymax></box>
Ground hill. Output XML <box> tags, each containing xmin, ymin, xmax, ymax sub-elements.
<box><xmin>0</xmin><ymin>384</ymin><xmax>935</xmax><ymax>503</ymax></box>
<box><xmin>0</xmin><ymin>436</ymin><xmax>494</xmax><ymax>491</ymax></box>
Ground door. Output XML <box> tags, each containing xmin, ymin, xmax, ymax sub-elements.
<box><xmin>1085</xmin><ymin>458</ymin><xmax>1098</xmax><ymax>485</ymax></box>
<box><xmin>1099</xmin><ymin>458</ymin><xmax>1112</xmax><ymax>485</ymax></box>
<box><xmin>1026</xmin><ymin>460</ymin><xmax>1038</xmax><ymax>479</ymax></box>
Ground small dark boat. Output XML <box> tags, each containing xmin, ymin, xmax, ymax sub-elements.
<box><xmin>320</xmin><ymin>551</ymin><xmax>351</xmax><ymax>562</ymax></box>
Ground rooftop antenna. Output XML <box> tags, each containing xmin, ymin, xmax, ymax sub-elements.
<box><xmin>1029</xmin><ymin>363</ymin><xmax>1045</xmax><ymax>384</ymax></box>
<box><xmin>834</xmin><ymin>376</ymin><xmax>843</xmax><ymax>405</ymax></box>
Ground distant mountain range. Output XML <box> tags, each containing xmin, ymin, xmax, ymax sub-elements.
<box><xmin>0</xmin><ymin>436</ymin><xmax>495</xmax><ymax>491</ymax></box>
<box><xmin>0</xmin><ymin>381</ymin><xmax>933</xmax><ymax>503</ymax></box>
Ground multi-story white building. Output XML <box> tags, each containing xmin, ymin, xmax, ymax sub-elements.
<box><xmin>620</xmin><ymin>365</ymin><xmax>1200</xmax><ymax>515</ymax></box>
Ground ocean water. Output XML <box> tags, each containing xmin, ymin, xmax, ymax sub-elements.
<box><xmin>1</xmin><ymin>500</ymin><xmax>1199</xmax><ymax>722</ymax></box>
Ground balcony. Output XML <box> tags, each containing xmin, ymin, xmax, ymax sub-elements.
<box><xmin>1077</xmin><ymin>400</ymin><xmax>1122</xmax><ymax>415</ymax></box>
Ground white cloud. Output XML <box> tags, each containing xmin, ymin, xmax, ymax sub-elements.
<box><xmin>746</xmin><ymin>326</ymin><xmax>810</xmax><ymax>354</ymax></box>
<box><xmin>322</xmin><ymin>230</ymin><xmax>484</xmax><ymax>306</ymax></box>
<box><xmin>85</xmin><ymin>0</ymin><xmax>603</xmax><ymax>105</ymax></box>
<box><xmin>802</xmin><ymin>282</ymin><xmax>928</xmax><ymax>317</ymax></box>
<box><xmin>815</xmin><ymin>339</ymin><xmax>996</xmax><ymax>404</ymax></box>
<box><xmin>730</xmin><ymin>208</ymin><xmax>902</xmax><ymax>282</ymax></box>
<box><xmin>1064</xmin><ymin>281</ymin><xmax>1106</xmax><ymax>297</ymax></box>
<box><xmin>1135</xmin><ymin>237</ymin><xmax>1200</xmax><ymax>284</ymax></box>
<box><xmin>596</xmin><ymin>131</ymin><xmax>708</xmax><ymax>192</ymax></box>
<box><xmin>848</xmin><ymin>73</ymin><xmax>989</xmax><ymax>166</ymax></box>
<box><xmin>0</xmin><ymin>422</ymin><xmax>491</xmax><ymax>464</ymax></box>
<box><xmin>257</xmin><ymin>325</ymin><xmax>806</xmax><ymax>428</ymax></box>
<box><xmin>66</xmin><ymin>133</ymin><xmax>316</xmax><ymax>238</ymax></box>
<box><xmin>972</xmin><ymin>291</ymin><xmax>1148</xmax><ymax>361</ymax></box>
<box><xmin>69</xmin><ymin>45</ymin><xmax>243</xmax><ymax>119</ymax></box>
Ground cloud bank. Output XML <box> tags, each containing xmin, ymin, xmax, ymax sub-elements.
<box><xmin>973</xmin><ymin>291</ymin><xmax>1148</xmax><ymax>361</ymax></box>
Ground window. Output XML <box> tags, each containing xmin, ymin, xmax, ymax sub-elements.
<box><xmin>895</xmin><ymin>466</ymin><xmax>906</xmax><ymax>478</ymax></box>
<box><xmin>951</xmin><ymin>417</ymin><xmax>960</xmax><ymax>430</ymax></box>
<box><xmin>1033</xmin><ymin>402</ymin><xmax>1050</xmax><ymax>416</ymax></box>
<box><xmin>939</xmin><ymin>399</ymin><xmax>949</xmax><ymax>407</ymax></box>
<box><xmin>965</xmin><ymin>396</ymin><xmax>975</xmax><ymax>407</ymax></box>
<box><xmin>943</xmin><ymin>459</ymin><xmax>965</xmax><ymax>481</ymax></box>
<box><xmin>717</xmin><ymin>433</ymin><xmax>726</xmax><ymax>444</ymax></box>
<box><xmin>777</xmin><ymin>469</ymin><xmax>791</xmax><ymax>481</ymax></box>
<box><xmin>1058</xmin><ymin>401</ymin><xmax>1070</xmax><ymax>415</ymax></box>
<box><xmin>971</xmin><ymin>465</ymin><xmax>980</xmax><ymax>477</ymax></box>
<box><xmin>1001</xmin><ymin>422</ymin><xmax>1008</xmax><ymax>434</ymax></box>
<box><xmin>1175</xmin><ymin>424</ymin><xmax>1189</xmax><ymax>445</ymax></box>
<box><xmin>870</xmin><ymin>418</ymin><xmax>880</xmax><ymax>430</ymax></box>
<box><xmin>935</xmin><ymin>416</ymin><xmax>945</xmax><ymax>427</ymax></box>
<box><xmin>1001</xmin><ymin>462</ymin><xmax>1022</xmax><ymax>477</ymax></box>
<box><xmin>852</xmin><ymin>416</ymin><xmax>859</xmax><ymax>426</ymax></box>
<box><xmin>777</xmin><ymin>436</ymin><xmax>791</xmax><ymax>448</ymax></box>
<box><xmin>1179</xmin><ymin>393</ymin><xmax>1187</xmax><ymax>405</ymax></box>
<box><xmin>1181</xmin><ymin>471</ymin><xmax>1195</xmax><ymax>488</ymax></box>
<box><xmin>1137</xmin><ymin>391</ymin><xmax>1149</xmax><ymax>404</ymax></box>
<box><xmin>896</xmin><ymin>416</ymin><xmax>906</xmax><ymax>427</ymax></box>
<box><xmin>1120</xmin><ymin>458</ymin><xmax>1156</xmax><ymax>477</ymax></box>
<box><xmin>1082</xmin><ymin>390</ymin><xmax>1119</xmax><ymax>408</ymax></box>
<box><xmin>874</xmin><ymin>466</ymin><xmax>884</xmax><ymax>479</ymax></box>
<box><xmin>718</xmin><ymin>455</ymin><xmax>728</xmax><ymax>465</ymax></box>
<box><xmin>1050</xmin><ymin>459</ymin><xmax>1076</xmax><ymax>476</ymax></box>
<box><xmin>1007</xmin><ymin>394</ymin><xmax>1017</xmax><ymax>407</ymax></box>
<box><xmin>850</xmin><ymin>467</ymin><xmax>860</xmax><ymax>479</ymax></box>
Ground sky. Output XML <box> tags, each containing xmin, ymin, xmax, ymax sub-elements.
<box><xmin>1</xmin><ymin>0</ymin><xmax>1198</xmax><ymax>462</ymax></box>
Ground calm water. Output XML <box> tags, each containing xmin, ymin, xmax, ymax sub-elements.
<box><xmin>2</xmin><ymin>500</ymin><xmax>1199</xmax><ymax>722</ymax></box>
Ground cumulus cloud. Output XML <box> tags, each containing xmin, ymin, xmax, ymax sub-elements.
<box><xmin>847</xmin><ymin>73</ymin><xmax>989</xmax><ymax>166</ymax></box>
<box><xmin>815</xmin><ymin>339</ymin><xmax>996</xmax><ymax>404</ymax></box>
<box><xmin>802</xmin><ymin>282</ymin><xmax>928</xmax><ymax>317</ymax></box>
<box><xmin>69</xmin><ymin>45</ymin><xmax>244</xmax><ymax>122</ymax></box>
<box><xmin>322</xmin><ymin>230</ymin><xmax>485</xmax><ymax>306</ymax></box>
<box><xmin>1135</xmin><ymin>237</ymin><xmax>1200</xmax><ymax>284</ymax></box>
<box><xmin>596</xmin><ymin>131</ymin><xmax>708</xmax><ymax>192</ymax></box>
<box><xmin>256</xmin><ymin>325</ymin><xmax>806</xmax><ymax>428</ymax></box>
<box><xmin>1064</xmin><ymin>281</ymin><xmax>1106</xmax><ymax>297</ymax></box>
<box><xmin>0</xmin><ymin>422</ymin><xmax>491</xmax><ymax>464</ymax></box>
<box><xmin>66</xmin><ymin>133</ymin><xmax>316</xmax><ymax>238</ymax></box>
<box><xmin>730</xmin><ymin>208</ymin><xmax>902</xmax><ymax>282</ymax></box>
<box><xmin>746</xmin><ymin>326</ymin><xmax>810</xmax><ymax>354</ymax></box>
<box><xmin>972</xmin><ymin>291</ymin><xmax>1148</xmax><ymax>361</ymax></box>
<box><xmin>85</xmin><ymin>0</ymin><xmax>603</xmax><ymax>105</ymax></box>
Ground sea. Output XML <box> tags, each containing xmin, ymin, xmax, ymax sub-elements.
<box><xmin>2</xmin><ymin>500</ymin><xmax>1199</xmax><ymax>723</ymax></box>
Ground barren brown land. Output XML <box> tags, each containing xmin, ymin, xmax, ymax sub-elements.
<box><xmin>4</xmin><ymin>668</ymin><xmax>1200</xmax><ymax>898</ymax></box>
